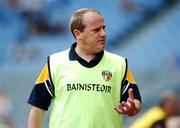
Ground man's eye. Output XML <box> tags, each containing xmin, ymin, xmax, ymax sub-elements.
<box><xmin>103</xmin><ymin>26</ymin><xmax>106</xmax><ymax>30</ymax></box>
<box><xmin>93</xmin><ymin>28</ymin><xmax>100</xmax><ymax>32</ymax></box>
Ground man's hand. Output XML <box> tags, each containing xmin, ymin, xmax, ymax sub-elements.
<box><xmin>114</xmin><ymin>88</ymin><xmax>137</xmax><ymax>116</ymax></box>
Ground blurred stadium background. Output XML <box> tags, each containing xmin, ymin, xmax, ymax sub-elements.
<box><xmin>0</xmin><ymin>0</ymin><xmax>180</xmax><ymax>127</ymax></box>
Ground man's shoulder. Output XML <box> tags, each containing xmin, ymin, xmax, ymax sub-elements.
<box><xmin>49</xmin><ymin>49</ymin><xmax>70</xmax><ymax>63</ymax></box>
<box><xmin>50</xmin><ymin>49</ymin><xmax>70</xmax><ymax>58</ymax></box>
<box><xmin>104</xmin><ymin>50</ymin><xmax>126</xmax><ymax>60</ymax></box>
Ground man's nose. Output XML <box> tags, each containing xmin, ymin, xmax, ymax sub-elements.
<box><xmin>100</xmin><ymin>29</ymin><xmax>106</xmax><ymax>36</ymax></box>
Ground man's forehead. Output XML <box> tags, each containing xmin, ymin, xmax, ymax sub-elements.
<box><xmin>83</xmin><ymin>11</ymin><xmax>103</xmax><ymax>21</ymax></box>
<box><xmin>83</xmin><ymin>12</ymin><xmax>104</xmax><ymax>25</ymax></box>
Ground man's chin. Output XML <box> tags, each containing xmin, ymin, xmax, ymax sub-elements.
<box><xmin>97</xmin><ymin>46</ymin><xmax>105</xmax><ymax>52</ymax></box>
<box><xmin>100</xmin><ymin>44</ymin><xmax>105</xmax><ymax>49</ymax></box>
<box><xmin>98</xmin><ymin>42</ymin><xmax>105</xmax><ymax>48</ymax></box>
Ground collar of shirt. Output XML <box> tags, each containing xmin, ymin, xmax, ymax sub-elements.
<box><xmin>69</xmin><ymin>43</ymin><xmax>104</xmax><ymax>68</ymax></box>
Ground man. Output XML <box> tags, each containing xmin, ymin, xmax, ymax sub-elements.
<box><xmin>27</xmin><ymin>8</ymin><xmax>141</xmax><ymax>128</ymax></box>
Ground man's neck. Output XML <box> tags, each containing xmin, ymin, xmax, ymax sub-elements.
<box><xmin>75</xmin><ymin>46</ymin><xmax>96</xmax><ymax>62</ymax></box>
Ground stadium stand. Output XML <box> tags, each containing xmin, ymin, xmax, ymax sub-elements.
<box><xmin>0</xmin><ymin>0</ymin><xmax>179</xmax><ymax>127</ymax></box>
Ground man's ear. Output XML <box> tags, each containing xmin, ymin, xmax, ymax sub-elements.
<box><xmin>73</xmin><ymin>29</ymin><xmax>82</xmax><ymax>39</ymax></box>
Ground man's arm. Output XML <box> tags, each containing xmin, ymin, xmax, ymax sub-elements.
<box><xmin>116</xmin><ymin>68</ymin><xmax>141</xmax><ymax>116</ymax></box>
<box><xmin>27</xmin><ymin>64</ymin><xmax>53</xmax><ymax>127</ymax></box>
<box><xmin>115</xmin><ymin>88</ymin><xmax>141</xmax><ymax>116</ymax></box>
<box><xmin>134</xmin><ymin>98</ymin><xmax>141</xmax><ymax>116</ymax></box>
<box><xmin>28</xmin><ymin>106</ymin><xmax>45</xmax><ymax>128</ymax></box>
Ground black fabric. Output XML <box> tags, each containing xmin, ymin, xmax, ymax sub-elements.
<box><xmin>27</xmin><ymin>83</ymin><xmax>52</xmax><ymax>110</ymax></box>
<box><xmin>120</xmin><ymin>80</ymin><xmax>142</xmax><ymax>103</ymax></box>
<box><xmin>46</xmin><ymin>80</ymin><xmax>54</xmax><ymax>96</ymax></box>
<box><xmin>150</xmin><ymin>120</ymin><xmax>165</xmax><ymax>128</ymax></box>
<box><xmin>47</xmin><ymin>56</ymin><xmax>55</xmax><ymax>96</ymax></box>
<box><xmin>69</xmin><ymin>43</ymin><xmax>104</xmax><ymax>68</ymax></box>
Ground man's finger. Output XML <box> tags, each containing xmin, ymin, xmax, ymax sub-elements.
<box><xmin>128</xmin><ymin>88</ymin><xmax>134</xmax><ymax>100</ymax></box>
<box><xmin>114</xmin><ymin>107</ymin><xmax>123</xmax><ymax>114</ymax></box>
<box><xmin>122</xmin><ymin>102</ymin><xmax>130</xmax><ymax>109</ymax></box>
<box><xmin>118</xmin><ymin>103</ymin><xmax>125</xmax><ymax>110</ymax></box>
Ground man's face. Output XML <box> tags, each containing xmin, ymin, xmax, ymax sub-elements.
<box><xmin>78</xmin><ymin>12</ymin><xmax>106</xmax><ymax>54</ymax></box>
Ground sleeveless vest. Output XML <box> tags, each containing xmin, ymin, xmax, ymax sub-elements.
<box><xmin>48</xmin><ymin>49</ymin><xmax>127</xmax><ymax>128</ymax></box>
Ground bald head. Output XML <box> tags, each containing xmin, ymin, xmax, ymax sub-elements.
<box><xmin>69</xmin><ymin>8</ymin><xmax>102</xmax><ymax>38</ymax></box>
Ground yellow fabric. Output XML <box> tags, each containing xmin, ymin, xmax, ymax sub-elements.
<box><xmin>126</xmin><ymin>69</ymin><xmax>136</xmax><ymax>84</ymax></box>
<box><xmin>35</xmin><ymin>64</ymin><xmax>49</xmax><ymax>84</ymax></box>
<box><xmin>129</xmin><ymin>106</ymin><xmax>166</xmax><ymax>128</ymax></box>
